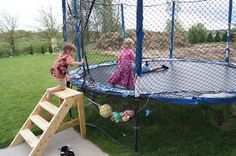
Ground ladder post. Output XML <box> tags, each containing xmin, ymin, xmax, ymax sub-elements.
<box><xmin>77</xmin><ymin>93</ymin><xmax>86</xmax><ymax>138</ymax></box>
<box><xmin>59</xmin><ymin>98</ymin><xmax>68</xmax><ymax>123</ymax></box>
<box><xmin>59</xmin><ymin>98</ymin><xmax>64</xmax><ymax>105</ymax></box>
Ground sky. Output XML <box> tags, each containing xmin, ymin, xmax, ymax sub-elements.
<box><xmin>121</xmin><ymin>0</ymin><xmax>236</xmax><ymax>31</ymax></box>
<box><xmin>0</xmin><ymin>0</ymin><xmax>62</xmax><ymax>31</ymax></box>
<box><xmin>0</xmin><ymin>0</ymin><xmax>235</xmax><ymax>32</ymax></box>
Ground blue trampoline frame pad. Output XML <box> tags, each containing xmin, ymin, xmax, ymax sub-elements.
<box><xmin>69</xmin><ymin>59</ymin><xmax>236</xmax><ymax>105</ymax></box>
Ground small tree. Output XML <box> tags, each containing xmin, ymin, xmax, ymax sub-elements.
<box><xmin>207</xmin><ymin>32</ymin><xmax>214</xmax><ymax>42</ymax></box>
<box><xmin>0</xmin><ymin>12</ymin><xmax>18</xmax><ymax>55</ymax></box>
<box><xmin>41</xmin><ymin>46</ymin><xmax>45</xmax><ymax>54</ymax></box>
<box><xmin>49</xmin><ymin>45</ymin><xmax>53</xmax><ymax>54</ymax></box>
<box><xmin>164</xmin><ymin>19</ymin><xmax>185</xmax><ymax>33</ymax></box>
<box><xmin>221</xmin><ymin>31</ymin><xmax>227</xmax><ymax>42</ymax></box>
<box><xmin>188</xmin><ymin>32</ymin><xmax>198</xmax><ymax>44</ymax></box>
<box><xmin>37</xmin><ymin>7</ymin><xmax>60</xmax><ymax>53</ymax></box>
<box><xmin>29</xmin><ymin>45</ymin><xmax>34</xmax><ymax>55</ymax></box>
<box><xmin>214</xmin><ymin>31</ymin><xmax>221</xmax><ymax>42</ymax></box>
<box><xmin>199</xmin><ymin>33</ymin><xmax>206</xmax><ymax>43</ymax></box>
<box><xmin>188</xmin><ymin>23</ymin><xmax>208</xmax><ymax>44</ymax></box>
<box><xmin>94</xmin><ymin>0</ymin><xmax>121</xmax><ymax>33</ymax></box>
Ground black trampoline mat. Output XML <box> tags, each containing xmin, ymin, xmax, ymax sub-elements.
<box><xmin>86</xmin><ymin>59</ymin><xmax>236</xmax><ymax>96</ymax></box>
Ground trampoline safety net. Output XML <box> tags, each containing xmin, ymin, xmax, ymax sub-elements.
<box><xmin>66</xmin><ymin>0</ymin><xmax>236</xmax><ymax>104</ymax></box>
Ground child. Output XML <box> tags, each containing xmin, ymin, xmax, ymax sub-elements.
<box><xmin>46</xmin><ymin>42</ymin><xmax>84</xmax><ymax>100</ymax></box>
<box><xmin>142</xmin><ymin>61</ymin><xmax>168</xmax><ymax>73</ymax></box>
<box><xmin>107</xmin><ymin>38</ymin><xmax>135</xmax><ymax>89</ymax></box>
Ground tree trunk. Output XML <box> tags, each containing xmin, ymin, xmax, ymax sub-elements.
<box><xmin>9</xmin><ymin>37</ymin><xmax>16</xmax><ymax>56</ymax></box>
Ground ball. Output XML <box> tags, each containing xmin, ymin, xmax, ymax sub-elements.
<box><xmin>99</xmin><ymin>104</ymin><xmax>112</xmax><ymax>118</ymax></box>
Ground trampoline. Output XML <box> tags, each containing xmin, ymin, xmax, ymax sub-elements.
<box><xmin>62</xmin><ymin>0</ymin><xmax>236</xmax><ymax>152</ymax></box>
<box><xmin>70</xmin><ymin>59</ymin><xmax>236</xmax><ymax>105</ymax></box>
<box><xmin>62</xmin><ymin>0</ymin><xmax>236</xmax><ymax>105</ymax></box>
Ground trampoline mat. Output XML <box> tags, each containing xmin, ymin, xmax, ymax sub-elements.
<box><xmin>71</xmin><ymin>59</ymin><xmax>236</xmax><ymax>104</ymax></box>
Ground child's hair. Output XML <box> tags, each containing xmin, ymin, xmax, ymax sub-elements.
<box><xmin>63</xmin><ymin>42</ymin><xmax>77</xmax><ymax>52</ymax></box>
<box><xmin>123</xmin><ymin>38</ymin><xmax>134</xmax><ymax>48</ymax></box>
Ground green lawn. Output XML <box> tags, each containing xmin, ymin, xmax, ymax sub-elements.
<box><xmin>1</xmin><ymin>54</ymin><xmax>236</xmax><ymax>156</ymax></box>
<box><xmin>84</xmin><ymin>96</ymin><xmax>236</xmax><ymax>156</ymax></box>
<box><xmin>0</xmin><ymin>54</ymin><xmax>58</xmax><ymax>147</ymax></box>
<box><xmin>0</xmin><ymin>30</ymin><xmax>62</xmax><ymax>57</ymax></box>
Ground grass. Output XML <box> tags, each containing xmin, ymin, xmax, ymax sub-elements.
<box><xmin>87</xmin><ymin>50</ymin><xmax>117</xmax><ymax>64</ymax></box>
<box><xmin>1</xmin><ymin>54</ymin><xmax>236</xmax><ymax>156</ymax></box>
<box><xmin>0</xmin><ymin>30</ymin><xmax>62</xmax><ymax>57</ymax></box>
<box><xmin>0</xmin><ymin>54</ymin><xmax>58</xmax><ymax>147</ymax></box>
<box><xmin>84</xmin><ymin>96</ymin><xmax>236</xmax><ymax>156</ymax></box>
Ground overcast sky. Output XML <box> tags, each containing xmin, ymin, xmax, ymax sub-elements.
<box><xmin>0</xmin><ymin>0</ymin><xmax>62</xmax><ymax>31</ymax></box>
<box><xmin>0</xmin><ymin>0</ymin><xmax>235</xmax><ymax>31</ymax></box>
<box><xmin>121</xmin><ymin>0</ymin><xmax>236</xmax><ymax>31</ymax></box>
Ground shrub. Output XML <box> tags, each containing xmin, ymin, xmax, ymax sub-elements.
<box><xmin>188</xmin><ymin>32</ymin><xmax>198</xmax><ymax>44</ymax></box>
<box><xmin>199</xmin><ymin>33</ymin><xmax>206</xmax><ymax>43</ymax></box>
<box><xmin>214</xmin><ymin>31</ymin><xmax>221</xmax><ymax>42</ymax></box>
<box><xmin>0</xmin><ymin>51</ymin><xmax>10</xmax><ymax>58</ymax></box>
<box><xmin>207</xmin><ymin>32</ymin><xmax>214</xmax><ymax>42</ymax></box>
<box><xmin>221</xmin><ymin>31</ymin><xmax>227</xmax><ymax>42</ymax></box>
<box><xmin>29</xmin><ymin>45</ymin><xmax>34</xmax><ymax>55</ymax></box>
<box><xmin>41</xmin><ymin>46</ymin><xmax>45</xmax><ymax>54</ymax></box>
<box><xmin>188</xmin><ymin>23</ymin><xmax>208</xmax><ymax>44</ymax></box>
<box><xmin>49</xmin><ymin>45</ymin><xmax>53</xmax><ymax>54</ymax></box>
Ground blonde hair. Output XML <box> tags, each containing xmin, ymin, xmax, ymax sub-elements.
<box><xmin>63</xmin><ymin>42</ymin><xmax>77</xmax><ymax>52</ymax></box>
<box><xmin>123</xmin><ymin>38</ymin><xmax>134</xmax><ymax>48</ymax></box>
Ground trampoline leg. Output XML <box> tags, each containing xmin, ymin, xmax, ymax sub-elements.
<box><xmin>134</xmin><ymin>98</ymin><xmax>140</xmax><ymax>152</ymax></box>
<box><xmin>66</xmin><ymin>81</ymin><xmax>71</xmax><ymax>88</ymax></box>
<box><xmin>66</xmin><ymin>81</ymin><xmax>73</xmax><ymax>118</ymax></box>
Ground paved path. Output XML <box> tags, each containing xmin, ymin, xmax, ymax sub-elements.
<box><xmin>0</xmin><ymin>128</ymin><xmax>109</xmax><ymax>156</ymax></box>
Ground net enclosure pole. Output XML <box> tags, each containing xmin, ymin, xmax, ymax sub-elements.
<box><xmin>121</xmin><ymin>3</ymin><xmax>126</xmax><ymax>41</ymax></box>
<box><xmin>135</xmin><ymin>0</ymin><xmax>144</xmax><ymax>77</ymax></box>
<box><xmin>134</xmin><ymin>0</ymin><xmax>144</xmax><ymax>152</ymax></box>
<box><xmin>226</xmin><ymin>0</ymin><xmax>233</xmax><ymax>64</ymax></box>
<box><xmin>62</xmin><ymin>0</ymin><xmax>68</xmax><ymax>42</ymax></box>
<box><xmin>169</xmin><ymin>1</ymin><xmax>175</xmax><ymax>59</ymax></box>
<box><xmin>74</xmin><ymin>0</ymin><xmax>81</xmax><ymax>61</ymax></box>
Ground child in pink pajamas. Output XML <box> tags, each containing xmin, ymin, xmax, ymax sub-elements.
<box><xmin>108</xmin><ymin>38</ymin><xmax>135</xmax><ymax>89</ymax></box>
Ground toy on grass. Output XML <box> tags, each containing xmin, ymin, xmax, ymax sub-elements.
<box><xmin>121</xmin><ymin>110</ymin><xmax>135</xmax><ymax>122</ymax></box>
<box><xmin>145</xmin><ymin>109</ymin><xmax>152</xmax><ymax>119</ymax></box>
<box><xmin>87</xmin><ymin>98</ymin><xmax>135</xmax><ymax>122</ymax></box>
<box><xmin>111</xmin><ymin>111</ymin><xmax>122</xmax><ymax>123</ymax></box>
<box><xmin>110</xmin><ymin>110</ymin><xmax>135</xmax><ymax>123</ymax></box>
<box><xmin>99</xmin><ymin>104</ymin><xmax>113</xmax><ymax>118</ymax></box>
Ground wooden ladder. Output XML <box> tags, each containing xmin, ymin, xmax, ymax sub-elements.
<box><xmin>9</xmin><ymin>87</ymin><xmax>86</xmax><ymax>156</ymax></box>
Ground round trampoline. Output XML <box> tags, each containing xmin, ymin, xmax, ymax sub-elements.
<box><xmin>63</xmin><ymin>0</ymin><xmax>236</xmax><ymax>152</ymax></box>
<box><xmin>70</xmin><ymin>59</ymin><xmax>236</xmax><ymax>105</ymax></box>
<box><xmin>62</xmin><ymin>0</ymin><xmax>236</xmax><ymax>105</ymax></box>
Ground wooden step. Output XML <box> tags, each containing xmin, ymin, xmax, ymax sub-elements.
<box><xmin>52</xmin><ymin>87</ymin><xmax>82</xmax><ymax>99</ymax></box>
<box><xmin>20</xmin><ymin>129</ymin><xmax>39</xmax><ymax>148</ymax></box>
<box><xmin>10</xmin><ymin>87</ymin><xmax>86</xmax><ymax>156</ymax></box>
<box><xmin>30</xmin><ymin>115</ymin><xmax>49</xmax><ymax>131</ymax></box>
<box><xmin>40</xmin><ymin>101</ymin><xmax>59</xmax><ymax>115</ymax></box>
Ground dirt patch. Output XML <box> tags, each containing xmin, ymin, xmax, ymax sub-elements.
<box><xmin>96</xmin><ymin>29</ymin><xmax>189</xmax><ymax>51</ymax></box>
<box><xmin>96</xmin><ymin>30</ymin><xmax>236</xmax><ymax>63</ymax></box>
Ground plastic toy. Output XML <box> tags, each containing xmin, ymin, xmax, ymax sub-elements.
<box><xmin>99</xmin><ymin>104</ymin><xmax>113</xmax><ymax>118</ymax></box>
<box><xmin>111</xmin><ymin>111</ymin><xmax>122</xmax><ymax>123</ymax></box>
<box><xmin>121</xmin><ymin>110</ymin><xmax>135</xmax><ymax>122</ymax></box>
<box><xmin>145</xmin><ymin>109</ymin><xmax>152</xmax><ymax>118</ymax></box>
